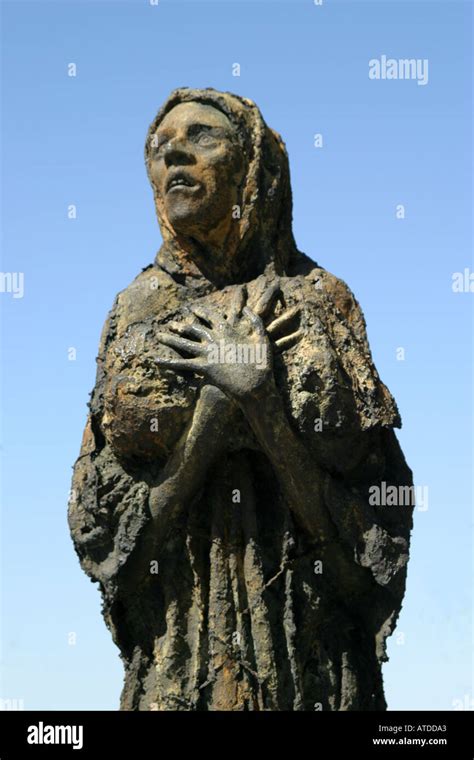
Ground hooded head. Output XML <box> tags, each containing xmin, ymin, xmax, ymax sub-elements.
<box><xmin>145</xmin><ymin>87</ymin><xmax>299</xmax><ymax>286</ymax></box>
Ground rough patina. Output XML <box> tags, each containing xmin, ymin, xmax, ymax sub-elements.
<box><xmin>69</xmin><ymin>88</ymin><xmax>413</xmax><ymax>711</ymax></box>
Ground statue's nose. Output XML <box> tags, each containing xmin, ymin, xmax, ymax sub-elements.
<box><xmin>163</xmin><ymin>138</ymin><xmax>194</xmax><ymax>166</ymax></box>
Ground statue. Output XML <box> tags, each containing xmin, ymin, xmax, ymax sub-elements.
<box><xmin>68</xmin><ymin>88</ymin><xmax>413</xmax><ymax>711</ymax></box>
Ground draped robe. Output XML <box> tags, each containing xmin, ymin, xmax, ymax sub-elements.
<box><xmin>69</xmin><ymin>248</ymin><xmax>413</xmax><ymax>710</ymax></box>
<box><xmin>69</xmin><ymin>88</ymin><xmax>413</xmax><ymax>711</ymax></box>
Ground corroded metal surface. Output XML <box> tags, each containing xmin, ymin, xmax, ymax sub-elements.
<box><xmin>69</xmin><ymin>88</ymin><xmax>413</xmax><ymax>711</ymax></box>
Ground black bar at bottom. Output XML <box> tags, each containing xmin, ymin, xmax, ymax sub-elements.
<box><xmin>0</xmin><ymin>710</ymin><xmax>471</xmax><ymax>757</ymax></box>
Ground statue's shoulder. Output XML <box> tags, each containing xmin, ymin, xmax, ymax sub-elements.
<box><xmin>288</xmin><ymin>253</ymin><xmax>363</xmax><ymax>325</ymax></box>
<box><xmin>109</xmin><ymin>264</ymin><xmax>180</xmax><ymax>334</ymax></box>
<box><xmin>100</xmin><ymin>262</ymin><xmax>183</xmax><ymax>348</ymax></box>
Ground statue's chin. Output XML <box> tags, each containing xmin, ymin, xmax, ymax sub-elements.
<box><xmin>166</xmin><ymin>198</ymin><xmax>207</xmax><ymax>230</ymax></box>
<box><xmin>166</xmin><ymin>202</ymin><xmax>229</xmax><ymax>243</ymax></box>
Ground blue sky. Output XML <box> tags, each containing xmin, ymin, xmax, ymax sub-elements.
<box><xmin>1</xmin><ymin>0</ymin><xmax>472</xmax><ymax>710</ymax></box>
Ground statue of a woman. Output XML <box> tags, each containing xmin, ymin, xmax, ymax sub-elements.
<box><xmin>69</xmin><ymin>88</ymin><xmax>413</xmax><ymax>711</ymax></box>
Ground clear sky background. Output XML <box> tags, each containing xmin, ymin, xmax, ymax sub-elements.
<box><xmin>1</xmin><ymin>0</ymin><xmax>472</xmax><ymax>711</ymax></box>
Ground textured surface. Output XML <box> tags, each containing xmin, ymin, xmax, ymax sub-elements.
<box><xmin>69</xmin><ymin>88</ymin><xmax>413</xmax><ymax>711</ymax></box>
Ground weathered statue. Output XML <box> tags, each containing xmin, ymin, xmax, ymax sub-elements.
<box><xmin>69</xmin><ymin>88</ymin><xmax>413</xmax><ymax>711</ymax></box>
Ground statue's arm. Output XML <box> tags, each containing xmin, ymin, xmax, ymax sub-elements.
<box><xmin>239</xmin><ymin>382</ymin><xmax>412</xmax><ymax>658</ymax></box>
<box><xmin>147</xmin><ymin>384</ymin><xmax>234</xmax><ymax>538</ymax></box>
<box><xmin>111</xmin><ymin>382</ymin><xmax>239</xmax><ymax>592</ymax></box>
<box><xmin>70</xmin><ymin>382</ymin><xmax>237</xmax><ymax>589</ymax></box>
<box><xmin>152</xmin><ymin>293</ymin><xmax>412</xmax><ymax>618</ymax></box>
<box><xmin>70</xmin><ymin>284</ymin><xmax>241</xmax><ymax>585</ymax></box>
<box><xmin>239</xmin><ymin>380</ymin><xmax>333</xmax><ymax>540</ymax></box>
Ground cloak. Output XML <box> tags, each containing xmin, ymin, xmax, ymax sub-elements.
<box><xmin>69</xmin><ymin>88</ymin><xmax>413</xmax><ymax>711</ymax></box>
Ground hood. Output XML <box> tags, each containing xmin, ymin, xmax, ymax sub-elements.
<box><xmin>144</xmin><ymin>87</ymin><xmax>299</xmax><ymax>284</ymax></box>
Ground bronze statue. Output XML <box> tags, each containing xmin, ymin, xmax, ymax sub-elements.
<box><xmin>69</xmin><ymin>88</ymin><xmax>413</xmax><ymax>711</ymax></box>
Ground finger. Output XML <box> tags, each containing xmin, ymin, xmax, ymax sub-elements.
<box><xmin>168</xmin><ymin>320</ymin><xmax>214</xmax><ymax>343</ymax></box>
<box><xmin>228</xmin><ymin>285</ymin><xmax>247</xmax><ymax>325</ymax></box>
<box><xmin>154</xmin><ymin>357</ymin><xmax>205</xmax><ymax>373</ymax></box>
<box><xmin>246</xmin><ymin>277</ymin><xmax>271</xmax><ymax>312</ymax></box>
<box><xmin>274</xmin><ymin>329</ymin><xmax>303</xmax><ymax>351</ymax></box>
<box><xmin>166</xmin><ymin>320</ymin><xmax>212</xmax><ymax>342</ymax></box>
<box><xmin>252</xmin><ymin>281</ymin><xmax>282</xmax><ymax>321</ymax></box>
<box><xmin>267</xmin><ymin>306</ymin><xmax>300</xmax><ymax>337</ymax></box>
<box><xmin>189</xmin><ymin>304</ymin><xmax>222</xmax><ymax>329</ymax></box>
<box><xmin>156</xmin><ymin>332</ymin><xmax>206</xmax><ymax>356</ymax></box>
<box><xmin>242</xmin><ymin>306</ymin><xmax>265</xmax><ymax>337</ymax></box>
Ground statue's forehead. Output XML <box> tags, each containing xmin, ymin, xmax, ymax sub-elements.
<box><xmin>157</xmin><ymin>101</ymin><xmax>234</xmax><ymax>132</ymax></box>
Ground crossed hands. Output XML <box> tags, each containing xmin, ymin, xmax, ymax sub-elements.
<box><xmin>155</xmin><ymin>282</ymin><xmax>302</xmax><ymax>402</ymax></box>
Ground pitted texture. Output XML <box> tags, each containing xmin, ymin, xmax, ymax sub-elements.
<box><xmin>69</xmin><ymin>88</ymin><xmax>413</xmax><ymax>711</ymax></box>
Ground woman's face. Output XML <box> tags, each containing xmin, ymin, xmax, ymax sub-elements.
<box><xmin>149</xmin><ymin>102</ymin><xmax>246</xmax><ymax>239</ymax></box>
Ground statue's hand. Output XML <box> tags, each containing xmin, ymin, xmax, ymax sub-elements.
<box><xmin>154</xmin><ymin>287</ymin><xmax>303</xmax><ymax>402</ymax></box>
<box><xmin>154</xmin><ymin>300</ymin><xmax>272</xmax><ymax>402</ymax></box>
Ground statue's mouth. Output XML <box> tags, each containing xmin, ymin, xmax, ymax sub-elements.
<box><xmin>166</xmin><ymin>170</ymin><xmax>199</xmax><ymax>194</ymax></box>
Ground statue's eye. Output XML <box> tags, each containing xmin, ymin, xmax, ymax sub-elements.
<box><xmin>196</xmin><ymin>133</ymin><xmax>216</xmax><ymax>146</ymax></box>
